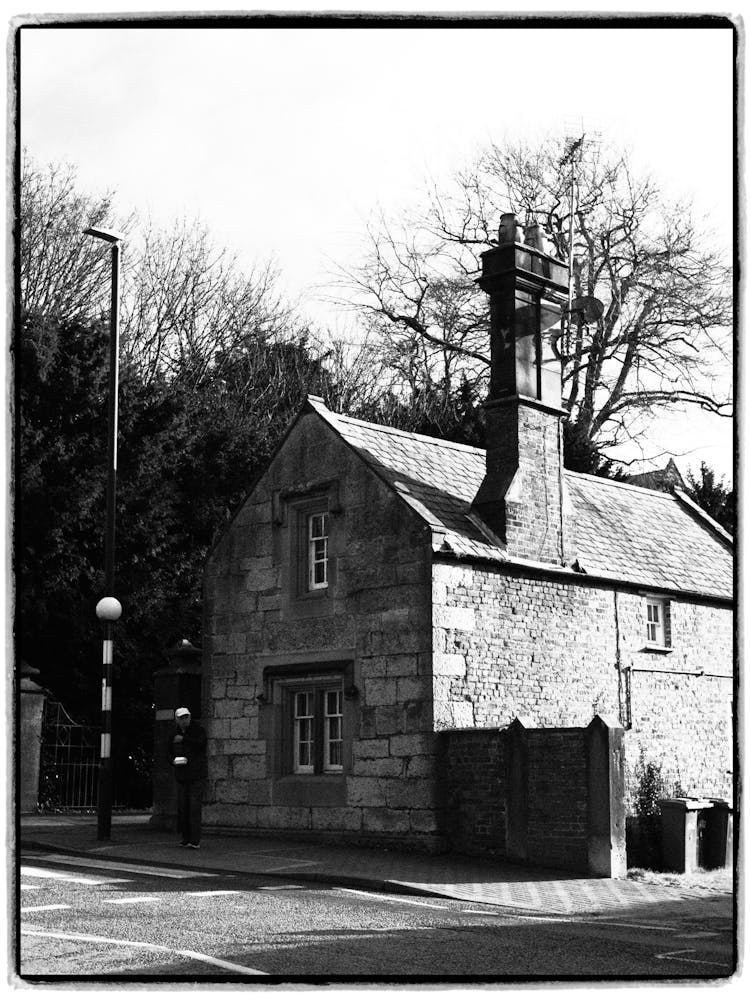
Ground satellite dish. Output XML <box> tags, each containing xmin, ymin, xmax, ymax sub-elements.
<box><xmin>568</xmin><ymin>296</ymin><xmax>605</xmax><ymax>323</ymax></box>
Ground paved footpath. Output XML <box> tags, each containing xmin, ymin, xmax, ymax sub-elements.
<box><xmin>19</xmin><ymin>813</ymin><xmax>733</xmax><ymax>917</ymax></box>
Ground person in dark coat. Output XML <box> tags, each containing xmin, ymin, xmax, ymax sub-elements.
<box><xmin>171</xmin><ymin>707</ymin><xmax>207</xmax><ymax>848</ymax></box>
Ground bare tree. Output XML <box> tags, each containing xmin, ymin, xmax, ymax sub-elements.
<box><xmin>120</xmin><ymin>219</ymin><xmax>294</xmax><ymax>387</ymax></box>
<box><xmin>20</xmin><ymin>153</ymin><xmax>301</xmax><ymax>391</ymax></box>
<box><xmin>19</xmin><ymin>151</ymin><xmax>135</xmax><ymax>319</ymax></box>
<box><xmin>336</xmin><ymin>136</ymin><xmax>732</xmax><ymax>454</ymax></box>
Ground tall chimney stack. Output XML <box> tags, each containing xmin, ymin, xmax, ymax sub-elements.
<box><xmin>471</xmin><ymin>214</ymin><xmax>573</xmax><ymax>564</ymax></box>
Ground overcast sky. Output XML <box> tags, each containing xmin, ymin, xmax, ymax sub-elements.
<box><xmin>17</xmin><ymin>14</ymin><xmax>736</xmax><ymax>482</ymax></box>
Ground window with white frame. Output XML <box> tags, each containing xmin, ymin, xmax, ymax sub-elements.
<box><xmin>324</xmin><ymin>688</ymin><xmax>343</xmax><ymax>771</ymax></box>
<box><xmin>291</xmin><ymin>683</ymin><xmax>343</xmax><ymax>774</ymax></box>
<box><xmin>307</xmin><ymin>512</ymin><xmax>329</xmax><ymax>591</ymax></box>
<box><xmin>293</xmin><ymin>691</ymin><xmax>315</xmax><ymax>773</ymax></box>
<box><xmin>645</xmin><ymin>597</ymin><xmax>668</xmax><ymax>647</ymax></box>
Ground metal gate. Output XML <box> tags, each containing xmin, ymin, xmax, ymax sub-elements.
<box><xmin>38</xmin><ymin>698</ymin><xmax>99</xmax><ymax>811</ymax></box>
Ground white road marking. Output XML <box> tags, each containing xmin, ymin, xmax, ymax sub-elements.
<box><xmin>654</xmin><ymin>948</ymin><xmax>729</xmax><ymax>969</ymax></box>
<box><xmin>675</xmin><ymin>932</ymin><xmax>720</xmax><ymax>939</ymax></box>
<box><xmin>90</xmin><ymin>840</ymin><xmax>181</xmax><ymax>853</ymax></box>
<box><xmin>338</xmin><ymin>888</ymin><xmax>452</xmax><ymax>910</ymax></box>
<box><xmin>23</xmin><ymin>853</ymin><xmax>213</xmax><ymax>880</ymax></box>
<box><xmin>20</xmin><ymin>866</ymin><xmax>126</xmax><ymax>887</ymax></box>
<box><xmin>21</xmin><ymin>904</ymin><xmax>70</xmax><ymax>913</ymax></box>
<box><xmin>581</xmin><ymin>919</ymin><xmax>678</xmax><ymax>932</ymax></box>
<box><xmin>22</xmin><ymin>928</ymin><xmax>267</xmax><ymax>976</ymax></box>
<box><xmin>103</xmin><ymin>897</ymin><xmax>160</xmax><ymax>905</ymax></box>
<box><xmin>339</xmin><ymin>887</ymin><xmax>575</xmax><ymax>921</ymax></box>
<box><xmin>260</xmin><ymin>861</ymin><xmax>319</xmax><ymax>873</ymax></box>
<box><xmin>186</xmin><ymin>890</ymin><xmax>241</xmax><ymax>897</ymax></box>
<box><xmin>21</xmin><ymin>884</ymin><xmax>41</xmax><ymax>890</ymax></box>
<box><xmin>256</xmin><ymin>885</ymin><xmax>306</xmax><ymax>891</ymax></box>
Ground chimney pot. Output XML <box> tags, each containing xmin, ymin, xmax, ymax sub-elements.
<box><xmin>499</xmin><ymin>212</ymin><xmax>524</xmax><ymax>246</ymax></box>
<box><xmin>524</xmin><ymin>223</ymin><xmax>553</xmax><ymax>256</ymax></box>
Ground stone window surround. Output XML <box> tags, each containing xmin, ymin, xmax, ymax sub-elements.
<box><xmin>307</xmin><ymin>511</ymin><xmax>330</xmax><ymax>591</ymax></box>
<box><xmin>260</xmin><ymin>655</ymin><xmax>358</xmax><ymax>785</ymax></box>
<box><xmin>291</xmin><ymin>681</ymin><xmax>343</xmax><ymax>774</ymax></box>
<box><xmin>273</xmin><ymin>478</ymin><xmax>342</xmax><ymax>619</ymax></box>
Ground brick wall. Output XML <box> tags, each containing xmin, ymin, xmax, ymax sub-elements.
<box><xmin>525</xmin><ymin>728</ymin><xmax>588</xmax><ymax>870</ymax></box>
<box><xmin>440</xmin><ymin>729</ymin><xmax>506</xmax><ymax>858</ymax></box>
<box><xmin>441</xmin><ymin>723</ymin><xmax>606</xmax><ymax>872</ymax></box>
<box><xmin>475</xmin><ymin>403</ymin><xmax>568</xmax><ymax>565</ymax></box>
<box><xmin>432</xmin><ymin>561</ymin><xmax>733</xmax><ymax>808</ymax></box>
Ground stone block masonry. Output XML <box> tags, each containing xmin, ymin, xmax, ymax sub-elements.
<box><xmin>202</xmin><ymin>409</ymin><xmax>444</xmax><ymax>851</ymax></box>
<box><xmin>432</xmin><ymin>561</ymin><xmax>733</xmax><ymax>808</ymax></box>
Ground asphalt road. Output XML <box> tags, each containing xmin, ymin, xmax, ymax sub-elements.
<box><xmin>17</xmin><ymin>850</ymin><xmax>735</xmax><ymax>982</ymax></box>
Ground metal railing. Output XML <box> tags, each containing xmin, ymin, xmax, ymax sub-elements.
<box><xmin>38</xmin><ymin>698</ymin><xmax>99</xmax><ymax>811</ymax></box>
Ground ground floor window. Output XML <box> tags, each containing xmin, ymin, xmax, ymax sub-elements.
<box><xmin>291</xmin><ymin>682</ymin><xmax>344</xmax><ymax>774</ymax></box>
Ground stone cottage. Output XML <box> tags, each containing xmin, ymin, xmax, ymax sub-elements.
<box><xmin>200</xmin><ymin>217</ymin><xmax>733</xmax><ymax>857</ymax></box>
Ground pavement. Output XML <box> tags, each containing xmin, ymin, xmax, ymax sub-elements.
<box><xmin>18</xmin><ymin>812</ymin><xmax>734</xmax><ymax>918</ymax></box>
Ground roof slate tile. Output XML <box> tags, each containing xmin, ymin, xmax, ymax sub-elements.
<box><xmin>309</xmin><ymin>402</ymin><xmax>732</xmax><ymax>601</ymax></box>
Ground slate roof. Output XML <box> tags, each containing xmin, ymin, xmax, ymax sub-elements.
<box><xmin>307</xmin><ymin>398</ymin><xmax>733</xmax><ymax>601</ymax></box>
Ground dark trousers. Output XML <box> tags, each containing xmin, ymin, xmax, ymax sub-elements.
<box><xmin>176</xmin><ymin>779</ymin><xmax>204</xmax><ymax>845</ymax></box>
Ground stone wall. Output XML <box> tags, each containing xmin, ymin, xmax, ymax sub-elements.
<box><xmin>202</xmin><ymin>410</ymin><xmax>441</xmax><ymax>847</ymax></box>
<box><xmin>432</xmin><ymin>560</ymin><xmax>733</xmax><ymax>808</ymax></box>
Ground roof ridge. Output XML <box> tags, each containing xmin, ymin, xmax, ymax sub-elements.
<box><xmin>565</xmin><ymin>468</ymin><xmax>679</xmax><ymax>500</ymax></box>
<box><xmin>323</xmin><ymin>408</ymin><xmax>486</xmax><ymax>455</ymax></box>
<box><xmin>320</xmin><ymin>410</ymin><xmax>704</xmax><ymax>506</ymax></box>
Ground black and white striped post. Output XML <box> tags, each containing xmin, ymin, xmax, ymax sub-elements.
<box><xmin>85</xmin><ymin>225</ymin><xmax>124</xmax><ymax>842</ymax></box>
<box><xmin>95</xmin><ymin>596</ymin><xmax>121</xmax><ymax>838</ymax></box>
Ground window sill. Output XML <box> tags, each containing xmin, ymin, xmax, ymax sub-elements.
<box><xmin>273</xmin><ymin>772</ymin><xmax>346</xmax><ymax>807</ymax></box>
<box><xmin>284</xmin><ymin>771</ymin><xmax>345</xmax><ymax>780</ymax></box>
<box><xmin>288</xmin><ymin>594</ymin><xmax>333</xmax><ymax>619</ymax></box>
<box><xmin>295</xmin><ymin>586</ymin><xmax>329</xmax><ymax>601</ymax></box>
<box><xmin>642</xmin><ymin>644</ymin><xmax>673</xmax><ymax>654</ymax></box>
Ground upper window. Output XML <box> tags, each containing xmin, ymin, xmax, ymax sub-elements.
<box><xmin>645</xmin><ymin>597</ymin><xmax>669</xmax><ymax>648</ymax></box>
<box><xmin>279</xmin><ymin>486</ymin><xmax>337</xmax><ymax>612</ymax></box>
<box><xmin>307</xmin><ymin>512</ymin><xmax>329</xmax><ymax>591</ymax></box>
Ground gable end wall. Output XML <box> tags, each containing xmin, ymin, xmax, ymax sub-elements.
<box><xmin>202</xmin><ymin>413</ymin><xmax>440</xmax><ymax>847</ymax></box>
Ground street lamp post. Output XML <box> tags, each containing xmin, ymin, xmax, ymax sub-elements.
<box><xmin>84</xmin><ymin>225</ymin><xmax>124</xmax><ymax>841</ymax></box>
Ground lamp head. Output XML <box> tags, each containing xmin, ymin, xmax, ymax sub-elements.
<box><xmin>84</xmin><ymin>226</ymin><xmax>124</xmax><ymax>244</ymax></box>
<box><xmin>96</xmin><ymin>597</ymin><xmax>122</xmax><ymax>621</ymax></box>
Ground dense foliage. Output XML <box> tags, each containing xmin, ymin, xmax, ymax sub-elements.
<box><xmin>18</xmin><ymin>302</ymin><xmax>334</xmax><ymax>784</ymax></box>
<box><xmin>17</xmin><ymin>155</ymin><xmax>341</xmax><ymax>796</ymax></box>
<box><xmin>685</xmin><ymin>461</ymin><xmax>734</xmax><ymax>535</ymax></box>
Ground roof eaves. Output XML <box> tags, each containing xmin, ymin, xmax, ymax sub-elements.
<box><xmin>432</xmin><ymin>546</ymin><xmax>733</xmax><ymax>604</ymax></box>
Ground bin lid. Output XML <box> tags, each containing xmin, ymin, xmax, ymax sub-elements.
<box><xmin>658</xmin><ymin>797</ymin><xmax>715</xmax><ymax>810</ymax></box>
